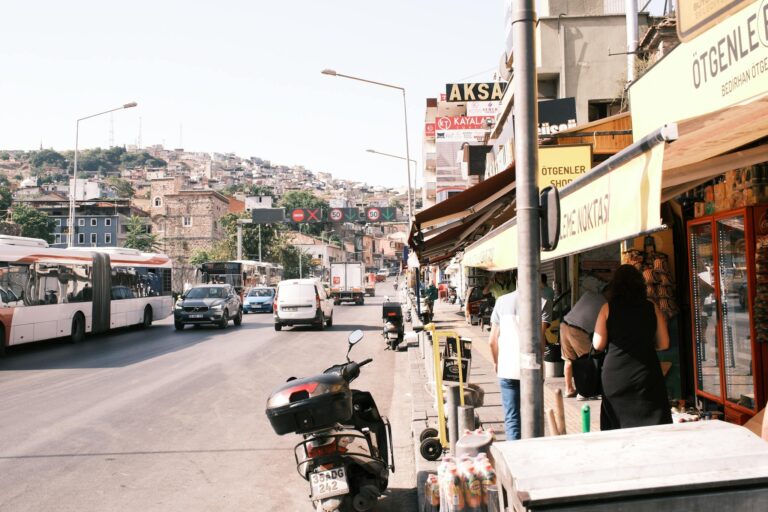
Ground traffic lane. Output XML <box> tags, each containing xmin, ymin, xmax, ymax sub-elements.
<box><xmin>0</xmin><ymin>290</ymin><xmax>414</xmax><ymax>511</ymax></box>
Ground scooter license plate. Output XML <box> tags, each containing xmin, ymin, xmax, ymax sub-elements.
<box><xmin>310</xmin><ymin>467</ymin><xmax>348</xmax><ymax>500</ymax></box>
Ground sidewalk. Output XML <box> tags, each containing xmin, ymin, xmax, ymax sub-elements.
<box><xmin>408</xmin><ymin>298</ymin><xmax>601</xmax><ymax>506</ymax></box>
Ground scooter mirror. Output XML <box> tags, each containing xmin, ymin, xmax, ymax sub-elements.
<box><xmin>348</xmin><ymin>329</ymin><xmax>364</xmax><ymax>345</ymax></box>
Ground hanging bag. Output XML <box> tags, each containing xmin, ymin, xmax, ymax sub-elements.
<box><xmin>571</xmin><ymin>347</ymin><xmax>605</xmax><ymax>397</ymax></box>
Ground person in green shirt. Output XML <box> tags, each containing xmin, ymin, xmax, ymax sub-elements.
<box><xmin>483</xmin><ymin>272</ymin><xmax>514</xmax><ymax>300</ymax></box>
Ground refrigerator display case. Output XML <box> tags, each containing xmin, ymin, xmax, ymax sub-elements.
<box><xmin>687</xmin><ymin>206</ymin><xmax>768</xmax><ymax>423</ymax></box>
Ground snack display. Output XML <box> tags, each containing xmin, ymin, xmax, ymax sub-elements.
<box><xmin>754</xmin><ymin>235</ymin><xmax>768</xmax><ymax>343</ymax></box>
<box><xmin>622</xmin><ymin>248</ymin><xmax>679</xmax><ymax>318</ymax></box>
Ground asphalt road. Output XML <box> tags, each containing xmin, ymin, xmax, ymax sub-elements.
<box><xmin>0</xmin><ymin>281</ymin><xmax>416</xmax><ymax>512</ymax></box>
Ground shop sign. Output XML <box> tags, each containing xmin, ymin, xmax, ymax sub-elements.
<box><xmin>445</xmin><ymin>82</ymin><xmax>507</xmax><ymax>102</ymax></box>
<box><xmin>435</xmin><ymin>116</ymin><xmax>495</xmax><ymax>131</ymax></box>
<box><xmin>462</xmin><ymin>144</ymin><xmax>665</xmax><ymax>270</ymax></box>
<box><xmin>467</xmin><ymin>101</ymin><xmax>501</xmax><ymax>117</ymax></box>
<box><xmin>435</xmin><ymin>129</ymin><xmax>486</xmax><ymax>143</ymax></box>
<box><xmin>677</xmin><ymin>0</ymin><xmax>752</xmax><ymax>42</ymax></box>
<box><xmin>538</xmin><ymin>98</ymin><xmax>578</xmax><ymax>136</ymax></box>
<box><xmin>537</xmin><ymin>145</ymin><xmax>592</xmax><ymax>189</ymax></box>
<box><xmin>425</xmin><ymin>122</ymin><xmax>435</xmax><ymax>139</ymax></box>
<box><xmin>630</xmin><ymin>0</ymin><xmax>768</xmax><ymax>138</ymax></box>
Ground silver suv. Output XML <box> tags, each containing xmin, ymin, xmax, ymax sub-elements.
<box><xmin>174</xmin><ymin>284</ymin><xmax>243</xmax><ymax>330</ymax></box>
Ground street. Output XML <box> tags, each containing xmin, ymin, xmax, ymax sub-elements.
<box><xmin>0</xmin><ymin>281</ymin><xmax>416</xmax><ymax>512</ymax></box>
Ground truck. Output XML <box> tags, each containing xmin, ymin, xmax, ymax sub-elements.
<box><xmin>330</xmin><ymin>261</ymin><xmax>366</xmax><ymax>305</ymax></box>
<box><xmin>364</xmin><ymin>272</ymin><xmax>377</xmax><ymax>297</ymax></box>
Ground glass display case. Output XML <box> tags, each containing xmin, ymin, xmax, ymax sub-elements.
<box><xmin>687</xmin><ymin>207</ymin><xmax>767</xmax><ymax>423</ymax></box>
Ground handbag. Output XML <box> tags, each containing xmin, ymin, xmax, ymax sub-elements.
<box><xmin>571</xmin><ymin>347</ymin><xmax>605</xmax><ymax>397</ymax></box>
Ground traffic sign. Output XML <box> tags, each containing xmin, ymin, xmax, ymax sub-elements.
<box><xmin>329</xmin><ymin>208</ymin><xmax>343</xmax><ymax>222</ymax></box>
<box><xmin>365</xmin><ymin>207</ymin><xmax>381</xmax><ymax>221</ymax></box>
<box><xmin>291</xmin><ymin>209</ymin><xmax>306</xmax><ymax>222</ymax></box>
<box><xmin>251</xmin><ymin>208</ymin><xmax>285</xmax><ymax>223</ymax></box>
<box><xmin>380</xmin><ymin>207</ymin><xmax>397</xmax><ymax>221</ymax></box>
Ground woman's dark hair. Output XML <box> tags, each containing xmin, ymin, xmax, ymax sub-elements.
<box><xmin>609</xmin><ymin>264</ymin><xmax>646</xmax><ymax>303</ymax></box>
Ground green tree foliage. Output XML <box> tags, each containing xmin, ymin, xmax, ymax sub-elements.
<box><xmin>279</xmin><ymin>190</ymin><xmax>329</xmax><ymax>236</ymax></box>
<box><xmin>0</xmin><ymin>186</ymin><xmax>12</xmax><ymax>215</ymax></box>
<box><xmin>0</xmin><ymin>152</ymin><xmax>10</xmax><ymax>160</ymax></box>
<box><xmin>30</xmin><ymin>149</ymin><xmax>68</xmax><ymax>170</ymax></box>
<box><xmin>123</xmin><ymin>215</ymin><xmax>160</xmax><ymax>252</ymax></box>
<box><xmin>106</xmin><ymin>176</ymin><xmax>135</xmax><ymax>198</ymax></box>
<box><xmin>189</xmin><ymin>247</ymin><xmax>214</xmax><ymax>266</ymax></box>
<box><xmin>120</xmin><ymin>151</ymin><xmax>167</xmax><ymax>168</ymax></box>
<box><xmin>11</xmin><ymin>204</ymin><xmax>54</xmax><ymax>242</ymax></box>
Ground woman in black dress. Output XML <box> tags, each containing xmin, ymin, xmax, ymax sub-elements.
<box><xmin>593</xmin><ymin>264</ymin><xmax>672</xmax><ymax>430</ymax></box>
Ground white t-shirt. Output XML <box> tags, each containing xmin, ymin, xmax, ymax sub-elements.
<box><xmin>491</xmin><ymin>290</ymin><xmax>550</xmax><ymax>380</ymax></box>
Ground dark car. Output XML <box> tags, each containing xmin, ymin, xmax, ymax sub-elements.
<box><xmin>243</xmin><ymin>287</ymin><xmax>275</xmax><ymax>314</ymax></box>
<box><xmin>174</xmin><ymin>284</ymin><xmax>242</xmax><ymax>330</ymax></box>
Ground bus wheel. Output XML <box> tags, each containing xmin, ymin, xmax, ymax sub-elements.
<box><xmin>142</xmin><ymin>306</ymin><xmax>153</xmax><ymax>328</ymax></box>
<box><xmin>70</xmin><ymin>314</ymin><xmax>85</xmax><ymax>344</ymax></box>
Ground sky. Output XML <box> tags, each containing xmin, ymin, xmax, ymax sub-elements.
<box><xmin>0</xmin><ymin>0</ymin><xmax>669</xmax><ymax>188</ymax></box>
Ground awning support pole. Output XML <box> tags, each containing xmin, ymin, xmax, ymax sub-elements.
<box><xmin>513</xmin><ymin>0</ymin><xmax>544</xmax><ymax>439</ymax></box>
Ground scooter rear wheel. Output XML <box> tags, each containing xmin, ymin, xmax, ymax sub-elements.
<box><xmin>419</xmin><ymin>428</ymin><xmax>439</xmax><ymax>442</ymax></box>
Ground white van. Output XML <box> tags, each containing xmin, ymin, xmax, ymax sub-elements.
<box><xmin>274</xmin><ymin>279</ymin><xmax>334</xmax><ymax>331</ymax></box>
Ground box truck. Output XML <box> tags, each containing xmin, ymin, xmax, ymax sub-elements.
<box><xmin>330</xmin><ymin>262</ymin><xmax>365</xmax><ymax>305</ymax></box>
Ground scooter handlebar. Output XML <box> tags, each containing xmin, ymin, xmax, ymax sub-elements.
<box><xmin>341</xmin><ymin>358</ymin><xmax>372</xmax><ymax>382</ymax></box>
<box><xmin>359</xmin><ymin>358</ymin><xmax>373</xmax><ymax>367</ymax></box>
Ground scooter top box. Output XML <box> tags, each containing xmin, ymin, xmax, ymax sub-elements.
<box><xmin>266</xmin><ymin>373</ymin><xmax>353</xmax><ymax>435</ymax></box>
<box><xmin>382</xmin><ymin>301</ymin><xmax>402</xmax><ymax>319</ymax></box>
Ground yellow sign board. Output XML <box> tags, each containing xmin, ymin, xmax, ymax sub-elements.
<box><xmin>537</xmin><ymin>145</ymin><xmax>593</xmax><ymax>190</ymax></box>
<box><xmin>462</xmin><ymin>144</ymin><xmax>665</xmax><ymax>270</ymax></box>
<box><xmin>677</xmin><ymin>0</ymin><xmax>751</xmax><ymax>42</ymax></box>
<box><xmin>630</xmin><ymin>0</ymin><xmax>768</xmax><ymax>138</ymax></box>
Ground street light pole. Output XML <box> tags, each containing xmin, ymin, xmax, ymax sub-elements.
<box><xmin>69</xmin><ymin>102</ymin><xmax>138</xmax><ymax>247</ymax></box>
<box><xmin>321</xmin><ymin>69</ymin><xmax>413</xmax><ymax>224</ymax></box>
<box><xmin>366</xmin><ymin>149</ymin><xmax>417</xmax><ymax>213</ymax></box>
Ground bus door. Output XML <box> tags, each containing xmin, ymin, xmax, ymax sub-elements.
<box><xmin>92</xmin><ymin>253</ymin><xmax>111</xmax><ymax>334</ymax></box>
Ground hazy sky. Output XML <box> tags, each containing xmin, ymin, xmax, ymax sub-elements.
<box><xmin>0</xmin><ymin>0</ymin><xmax>668</xmax><ymax>187</ymax></box>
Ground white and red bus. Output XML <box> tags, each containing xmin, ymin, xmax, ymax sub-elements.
<box><xmin>0</xmin><ymin>235</ymin><xmax>173</xmax><ymax>356</ymax></box>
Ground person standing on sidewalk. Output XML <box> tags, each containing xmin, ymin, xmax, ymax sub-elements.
<box><xmin>488</xmin><ymin>285</ymin><xmax>551</xmax><ymax>440</ymax></box>
<box><xmin>560</xmin><ymin>287</ymin><xmax>608</xmax><ymax>399</ymax></box>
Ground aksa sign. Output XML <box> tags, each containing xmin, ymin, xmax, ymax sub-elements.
<box><xmin>445</xmin><ymin>82</ymin><xmax>507</xmax><ymax>102</ymax></box>
<box><xmin>537</xmin><ymin>145</ymin><xmax>593</xmax><ymax>189</ymax></box>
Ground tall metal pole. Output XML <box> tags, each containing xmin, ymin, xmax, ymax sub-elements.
<box><xmin>626</xmin><ymin>0</ymin><xmax>639</xmax><ymax>84</ymax></box>
<box><xmin>258</xmin><ymin>224</ymin><xmax>262</xmax><ymax>262</ymax></box>
<box><xmin>401</xmin><ymin>90</ymin><xmax>414</xmax><ymax>224</ymax></box>
<box><xmin>513</xmin><ymin>0</ymin><xmax>544</xmax><ymax>439</ymax></box>
<box><xmin>69</xmin><ymin>120</ymin><xmax>80</xmax><ymax>247</ymax></box>
<box><xmin>237</xmin><ymin>223</ymin><xmax>243</xmax><ymax>260</ymax></box>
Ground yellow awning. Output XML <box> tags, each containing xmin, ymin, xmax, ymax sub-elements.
<box><xmin>463</xmin><ymin>129</ymin><xmax>670</xmax><ymax>270</ymax></box>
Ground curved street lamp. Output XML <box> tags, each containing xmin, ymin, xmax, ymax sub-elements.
<box><xmin>69</xmin><ymin>102</ymin><xmax>138</xmax><ymax>247</ymax></box>
<box><xmin>321</xmin><ymin>69</ymin><xmax>413</xmax><ymax>224</ymax></box>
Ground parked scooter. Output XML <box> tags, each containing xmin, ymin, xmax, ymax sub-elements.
<box><xmin>382</xmin><ymin>298</ymin><xmax>404</xmax><ymax>350</ymax></box>
<box><xmin>266</xmin><ymin>330</ymin><xmax>394</xmax><ymax>512</ymax></box>
<box><xmin>447</xmin><ymin>286</ymin><xmax>457</xmax><ymax>304</ymax></box>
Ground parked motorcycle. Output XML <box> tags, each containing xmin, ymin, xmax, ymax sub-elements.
<box><xmin>447</xmin><ymin>286</ymin><xmax>457</xmax><ymax>304</ymax></box>
<box><xmin>382</xmin><ymin>299</ymin><xmax>404</xmax><ymax>350</ymax></box>
<box><xmin>266</xmin><ymin>330</ymin><xmax>394</xmax><ymax>512</ymax></box>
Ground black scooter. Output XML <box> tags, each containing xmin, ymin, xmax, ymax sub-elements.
<box><xmin>382</xmin><ymin>299</ymin><xmax>404</xmax><ymax>350</ymax></box>
<box><xmin>266</xmin><ymin>330</ymin><xmax>394</xmax><ymax>512</ymax></box>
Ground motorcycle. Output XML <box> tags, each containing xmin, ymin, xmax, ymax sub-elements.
<box><xmin>447</xmin><ymin>286</ymin><xmax>457</xmax><ymax>305</ymax></box>
<box><xmin>381</xmin><ymin>299</ymin><xmax>404</xmax><ymax>350</ymax></box>
<box><xmin>266</xmin><ymin>330</ymin><xmax>394</xmax><ymax>512</ymax></box>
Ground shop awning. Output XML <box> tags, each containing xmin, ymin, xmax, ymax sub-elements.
<box><xmin>463</xmin><ymin>125</ymin><xmax>676</xmax><ymax>270</ymax></box>
<box><xmin>409</xmin><ymin>164</ymin><xmax>517</xmax><ymax>264</ymax></box>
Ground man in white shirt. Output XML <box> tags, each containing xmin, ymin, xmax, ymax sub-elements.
<box><xmin>489</xmin><ymin>287</ymin><xmax>551</xmax><ymax>440</ymax></box>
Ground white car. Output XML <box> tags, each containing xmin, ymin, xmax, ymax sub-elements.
<box><xmin>274</xmin><ymin>279</ymin><xmax>334</xmax><ymax>331</ymax></box>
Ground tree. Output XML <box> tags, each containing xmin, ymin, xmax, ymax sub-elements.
<box><xmin>189</xmin><ymin>248</ymin><xmax>214</xmax><ymax>266</ymax></box>
<box><xmin>30</xmin><ymin>149</ymin><xmax>68</xmax><ymax>170</ymax></box>
<box><xmin>106</xmin><ymin>177</ymin><xmax>135</xmax><ymax>198</ymax></box>
<box><xmin>123</xmin><ymin>215</ymin><xmax>160</xmax><ymax>252</ymax></box>
<box><xmin>0</xmin><ymin>152</ymin><xmax>9</xmax><ymax>161</ymax></box>
<box><xmin>10</xmin><ymin>204</ymin><xmax>54</xmax><ymax>242</ymax></box>
<box><xmin>0</xmin><ymin>186</ymin><xmax>12</xmax><ymax>216</ymax></box>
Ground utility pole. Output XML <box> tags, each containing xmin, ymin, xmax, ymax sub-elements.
<box><xmin>258</xmin><ymin>224</ymin><xmax>262</xmax><ymax>262</ymax></box>
<box><xmin>513</xmin><ymin>0</ymin><xmax>544</xmax><ymax>439</ymax></box>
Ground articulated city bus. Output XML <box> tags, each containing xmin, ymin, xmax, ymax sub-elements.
<box><xmin>0</xmin><ymin>235</ymin><xmax>173</xmax><ymax>356</ymax></box>
<box><xmin>199</xmin><ymin>260</ymin><xmax>284</xmax><ymax>295</ymax></box>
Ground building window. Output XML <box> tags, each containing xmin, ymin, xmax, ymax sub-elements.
<box><xmin>55</xmin><ymin>234</ymin><xmax>62</xmax><ymax>244</ymax></box>
<box><xmin>183</xmin><ymin>216</ymin><xmax>192</xmax><ymax>227</ymax></box>
<box><xmin>56</xmin><ymin>219</ymin><xmax>62</xmax><ymax>226</ymax></box>
<box><xmin>90</xmin><ymin>233</ymin><xmax>97</xmax><ymax>245</ymax></box>
<box><xmin>105</xmin><ymin>218</ymin><xmax>112</xmax><ymax>227</ymax></box>
<box><xmin>78</xmin><ymin>219</ymin><xmax>85</xmax><ymax>227</ymax></box>
<box><xmin>78</xmin><ymin>233</ymin><xmax>85</xmax><ymax>244</ymax></box>
<box><xmin>104</xmin><ymin>233</ymin><xmax>112</xmax><ymax>244</ymax></box>
<box><xmin>154</xmin><ymin>197</ymin><xmax>162</xmax><ymax>207</ymax></box>
<box><xmin>90</xmin><ymin>218</ymin><xmax>97</xmax><ymax>227</ymax></box>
